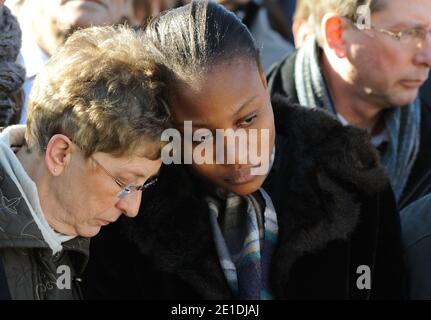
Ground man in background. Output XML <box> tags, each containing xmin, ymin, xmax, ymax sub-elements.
<box><xmin>268</xmin><ymin>0</ymin><xmax>431</xmax><ymax>209</ymax></box>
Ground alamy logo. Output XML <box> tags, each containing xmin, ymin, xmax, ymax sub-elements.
<box><xmin>356</xmin><ymin>265</ymin><xmax>372</xmax><ymax>290</ymax></box>
<box><xmin>35</xmin><ymin>265</ymin><xmax>72</xmax><ymax>295</ymax></box>
<box><xmin>161</xmin><ymin>121</ymin><xmax>271</xmax><ymax>176</ymax></box>
<box><xmin>56</xmin><ymin>265</ymin><xmax>71</xmax><ymax>290</ymax></box>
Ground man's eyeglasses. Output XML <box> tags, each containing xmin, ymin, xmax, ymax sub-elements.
<box><xmin>91</xmin><ymin>156</ymin><xmax>158</xmax><ymax>200</ymax></box>
<box><xmin>353</xmin><ymin>21</ymin><xmax>431</xmax><ymax>50</ymax></box>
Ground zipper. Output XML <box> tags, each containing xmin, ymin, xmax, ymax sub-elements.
<box><xmin>73</xmin><ymin>275</ymin><xmax>84</xmax><ymax>300</ymax></box>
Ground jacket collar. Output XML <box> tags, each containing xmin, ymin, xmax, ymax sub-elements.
<box><xmin>0</xmin><ymin>163</ymin><xmax>47</xmax><ymax>249</ymax></box>
<box><xmin>0</xmin><ymin>164</ymin><xmax>90</xmax><ymax>264</ymax></box>
<box><xmin>267</xmin><ymin>50</ymin><xmax>298</xmax><ymax>103</ymax></box>
<box><xmin>264</xmin><ymin>96</ymin><xmax>388</xmax><ymax>296</ymax></box>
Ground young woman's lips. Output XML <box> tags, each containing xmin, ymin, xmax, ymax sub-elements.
<box><xmin>224</xmin><ymin>166</ymin><xmax>261</xmax><ymax>185</ymax></box>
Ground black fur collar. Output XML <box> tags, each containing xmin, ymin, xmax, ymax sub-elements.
<box><xmin>120</xmin><ymin>95</ymin><xmax>389</xmax><ymax>299</ymax></box>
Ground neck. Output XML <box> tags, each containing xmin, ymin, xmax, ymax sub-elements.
<box><xmin>16</xmin><ymin>146</ymin><xmax>76</xmax><ymax>236</ymax></box>
<box><xmin>321</xmin><ymin>54</ymin><xmax>385</xmax><ymax>135</ymax></box>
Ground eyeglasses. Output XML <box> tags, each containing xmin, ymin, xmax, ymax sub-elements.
<box><xmin>353</xmin><ymin>21</ymin><xmax>431</xmax><ymax>50</ymax></box>
<box><xmin>43</xmin><ymin>137</ymin><xmax>158</xmax><ymax>199</ymax></box>
<box><xmin>91</xmin><ymin>156</ymin><xmax>158</xmax><ymax>200</ymax></box>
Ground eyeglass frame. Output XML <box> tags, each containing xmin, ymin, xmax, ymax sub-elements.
<box><xmin>42</xmin><ymin>137</ymin><xmax>158</xmax><ymax>200</ymax></box>
<box><xmin>351</xmin><ymin>19</ymin><xmax>431</xmax><ymax>49</ymax></box>
<box><xmin>90</xmin><ymin>156</ymin><xmax>158</xmax><ymax>200</ymax></box>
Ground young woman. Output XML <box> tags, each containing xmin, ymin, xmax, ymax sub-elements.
<box><xmin>83</xmin><ymin>1</ymin><xmax>405</xmax><ymax>300</ymax></box>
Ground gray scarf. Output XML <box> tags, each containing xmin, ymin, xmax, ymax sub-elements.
<box><xmin>295</xmin><ymin>37</ymin><xmax>421</xmax><ymax>202</ymax></box>
<box><xmin>207</xmin><ymin>189</ymin><xmax>278</xmax><ymax>300</ymax></box>
<box><xmin>0</xmin><ymin>5</ymin><xmax>25</xmax><ymax>127</ymax></box>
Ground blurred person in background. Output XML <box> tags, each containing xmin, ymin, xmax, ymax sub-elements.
<box><xmin>279</xmin><ymin>0</ymin><xmax>296</xmax><ymax>40</ymax></box>
<box><xmin>291</xmin><ymin>0</ymin><xmax>313</xmax><ymax>48</ymax></box>
<box><xmin>6</xmin><ymin>0</ymin><xmax>158</xmax><ymax>124</ymax></box>
<box><xmin>218</xmin><ymin>0</ymin><xmax>294</xmax><ymax>71</ymax></box>
<box><xmin>265</xmin><ymin>0</ymin><xmax>294</xmax><ymax>44</ymax></box>
<box><xmin>0</xmin><ymin>0</ymin><xmax>25</xmax><ymax>127</ymax></box>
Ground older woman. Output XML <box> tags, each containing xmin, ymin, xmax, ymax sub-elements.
<box><xmin>0</xmin><ymin>25</ymin><xmax>168</xmax><ymax>300</ymax></box>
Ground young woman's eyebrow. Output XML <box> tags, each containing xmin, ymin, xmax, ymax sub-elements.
<box><xmin>233</xmin><ymin>95</ymin><xmax>259</xmax><ymax>116</ymax></box>
<box><xmin>173</xmin><ymin>95</ymin><xmax>259</xmax><ymax>129</ymax></box>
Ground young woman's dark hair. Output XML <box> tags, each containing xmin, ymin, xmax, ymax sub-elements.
<box><xmin>143</xmin><ymin>0</ymin><xmax>261</xmax><ymax>95</ymax></box>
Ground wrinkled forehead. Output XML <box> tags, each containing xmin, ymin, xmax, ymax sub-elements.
<box><xmin>371</xmin><ymin>0</ymin><xmax>431</xmax><ymax>28</ymax></box>
<box><xmin>95</xmin><ymin>149</ymin><xmax>162</xmax><ymax>181</ymax></box>
<box><xmin>116</xmin><ymin>139</ymin><xmax>163</xmax><ymax>162</ymax></box>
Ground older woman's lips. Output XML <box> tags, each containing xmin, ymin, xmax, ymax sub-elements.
<box><xmin>98</xmin><ymin>219</ymin><xmax>112</xmax><ymax>226</ymax></box>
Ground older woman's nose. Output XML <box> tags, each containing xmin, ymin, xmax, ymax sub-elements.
<box><xmin>115</xmin><ymin>191</ymin><xmax>142</xmax><ymax>218</ymax></box>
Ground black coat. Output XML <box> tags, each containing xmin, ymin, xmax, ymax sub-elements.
<box><xmin>82</xmin><ymin>96</ymin><xmax>405</xmax><ymax>300</ymax></box>
<box><xmin>267</xmin><ymin>51</ymin><xmax>431</xmax><ymax>209</ymax></box>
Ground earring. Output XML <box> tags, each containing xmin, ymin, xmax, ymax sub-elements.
<box><xmin>53</xmin><ymin>168</ymin><xmax>57</xmax><ymax>173</ymax></box>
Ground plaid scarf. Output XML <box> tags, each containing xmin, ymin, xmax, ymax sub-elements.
<box><xmin>207</xmin><ymin>188</ymin><xmax>278</xmax><ymax>300</ymax></box>
<box><xmin>295</xmin><ymin>37</ymin><xmax>421</xmax><ymax>202</ymax></box>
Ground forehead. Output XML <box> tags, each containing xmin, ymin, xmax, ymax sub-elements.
<box><xmin>97</xmin><ymin>151</ymin><xmax>161</xmax><ymax>177</ymax></box>
<box><xmin>372</xmin><ymin>0</ymin><xmax>431</xmax><ymax>27</ymax></box>
<box><xmin>170</xmin><ymin>60</ymin><xmax>266</xmax><ymax>124</ymax></box>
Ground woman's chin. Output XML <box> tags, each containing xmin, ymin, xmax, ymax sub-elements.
<box><xmin>76</xmin><ymin>225</ymin><xmax>101</xmax><ymax>238</ymax></box>
<box><xmin>221</xmin><ymin>175</ymin><xmax>266</xmax><ymax>196</ymax></box>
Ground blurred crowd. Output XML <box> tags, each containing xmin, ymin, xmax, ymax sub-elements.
<box><xmin>1</xmin><ymin>0</ymin><xmax>297</xmax><ymax>126</ymax></box>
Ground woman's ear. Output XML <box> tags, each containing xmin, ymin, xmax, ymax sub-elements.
<box><xmin>44</xmin><ymin>134</ymin><xmax>74</xmax><ymax>176</ymax></box>
<box><xmin>322</xmin><ymin>13</ymin><xmax>348</xmax><ymax>58</ymax></box>
<box><xmin>258</xmin><ymin>62</ymin><xmax>268</xmax><ymax>89</ymax></box>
